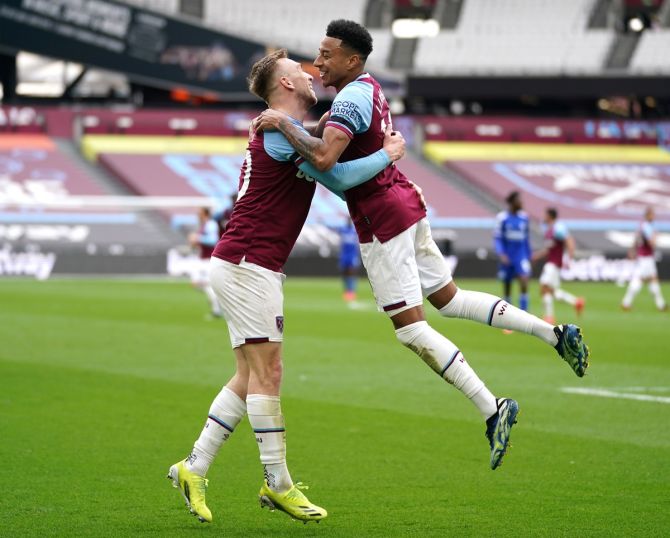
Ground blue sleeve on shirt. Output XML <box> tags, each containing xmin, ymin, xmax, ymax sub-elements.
<box><xmin>262</xmin><ymin>118</ymin><xmax>389</xmax><ymax>198</ymax></box>
<box><xmin>328</xmin><ymin>81</ymin><xmax>374</xmax><ymax>136</ymax></box>
<box><xmin>263</xmin><ymin>130</ymin><xmax>298</xmax><ymax>162</ymax></box>
<box><xmin>297</xmin><ymin>149</ymin><xmax>390</xmax><ymax>197</ymax></box>
<box><xmin>641</xmin><ymin>222</ymin><xmax>654</xmax><ymax>240</ymax></box>
<box><xmin>199</xmin><ymin>220</ymin><xmax>219</xmax><ymax>246</ymax></box>
<box><xmin>493</xmin><ymin>212</ymin><xmax>506</xmax><ymax>255</ymax></box>
<box><xmin>553</xmin><ymin>222</ymin><xmax>569</xmax><ymax>241</ymax></box>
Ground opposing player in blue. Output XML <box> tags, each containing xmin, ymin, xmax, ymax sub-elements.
<box><xmin>338</xmin><ymin>217</ymin><xmax>360</xmax><ymax>301</ymax></box>
<box><xmin>494</xmin><ymin>191</ymin><xmax>532</xmax><ymax>316</ymax></box>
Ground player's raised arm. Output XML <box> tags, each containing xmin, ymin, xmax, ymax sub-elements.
<box><xmin>298</xmin><ymin>125</ymin><xmax>405</xmax><ymax>195</ymax></box>
<box><xmin>255</xmin><ymin>108</ymin><xmax>351</xmax><ymax>172</ymax></box>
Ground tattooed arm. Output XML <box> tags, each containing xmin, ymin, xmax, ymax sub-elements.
<box><xmin>255</xmin><ymin>109</ymin><xmax>350</xmax><ymax>172</ymax></box>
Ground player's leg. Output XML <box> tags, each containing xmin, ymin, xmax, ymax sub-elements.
<box><xmin>647</xmin><ymin>277</ymin><xmax>667</xmax><ymax>311</ymax></box>
<box><xmin>204</xmin><ymin>259</ymin><xmax>223</xmax><ymax>317</ymax></box>
<box><xmin>392</xmin><ymin>308</ymin><xmax>518</xmax><ymax>469</ymax></box>
<box><xmin>211</xmin><ymin>258</ymin><xmax>325</xmax><ymax>521</ymax></box>
<box><xmin>500</xmin><ymin>267</ymin><xmax>512</xmax><ymax>304</ymax></box>
<box><xmin>362</xmin><ymin>220</ymin><xmax>518</xmax><ymax>468</ymax></box>
<box><xmin>203</xmin><ymin>283</ymin><xmax>223</xmax><ymax>317</ymax></box>
<box><xmin>639</xmin><ymin>258</ymin><xmax>667</xmax><ymax>311</ymax></box>
<box><xmin>539</xmin><ymin>263</ymin><xmax>557</xmax><ymax>323</ymax></box>
<box><xmin>342</xmin><ymin>265</ymin><xmax>357</xmax><ymax>301</ymax></box>
<box><xmin>417</xmin><ymin>220</ymin><xmax>588</xmax><ymax>377</ymax></box>
<box><xmin>185</xmin><ymin>353</ymin><xmax>248</xmax><ymax>476</ymax></box>
<box><xmin>518</xmin><ymin>266</ymin><xmax>530</xmax><ymax>312</ymax></box>
<box><xmin>243</xmin><ymin>341</ymin><xmax>327</xmax><ymax>522</ymax></box>
<box><xmin>622</xmin><ymin>275</ymin><xmax>643</xmax><ymax>310</ymax></box>
<box><xmin>430</xmin><ymin>281</ymin><xmax>588</xmax><ymax>376</ymax></box>
<box><xmin>541</xmin><ymin>283</ymin><xmax>555</xmax><ymax>324</ymax></box>
<box><xmin>167</xmin><ymin>353</ymin><xmax>248</xmax><ymax>523</ymax></box>
<box><xmin>243</xmin><ymin>341</ymin><xmax>291</xmax><ymax>492</ymax></box>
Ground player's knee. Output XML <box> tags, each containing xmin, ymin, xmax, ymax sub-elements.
<box><xmin>249</xmin><ymin>357</ymin><xmax>283</xmax><ymax>392</ymax></box>
<box><xmin>395</xmin><ymin>320</ymin><xmax>430</xmax><ymax>354</ymax></box>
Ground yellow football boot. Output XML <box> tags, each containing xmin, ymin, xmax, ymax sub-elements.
<box><xmin>259</xmin><ymin>481</ymin><xmax>327</xmax><ymax>523</ymax></box>
<box><xmin>167</xmin><ymin>460</ymin><xmax>212</xmax><ymax>523</ymax></box>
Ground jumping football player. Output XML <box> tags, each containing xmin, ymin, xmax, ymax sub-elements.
<box><xmin>168</xmin><ymin>49</ymin><xmax>406</xmax><ymax>525</ymax></box>
<box><xmin>533</xmin><ymin>207</ymin><xmax>585</xmax><ymax>324</ymax></box>
<box><xmin>255</xmin><ymin>20</ymin><xmax>590</xmax><ymax>472</ymax></box>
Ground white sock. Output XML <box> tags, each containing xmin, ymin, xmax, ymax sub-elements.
<box><xmin>247</xmin><ymin>394</ymin><xmax>293</xmax><ymax>492</ymax></box>
<box><xmin>439</xmin><ymin>288</ymin><xmax>558</xmax><ymax>346</ymax></box>
<box><xmin>542</xmin><ymin>293</ymin><xmax>554</xmax><ymax>318</ymax></box>
<box><xmin>186</xmin><ymin>386</ymin><xmax>246</xmax><ymax>476</ymax></box>
<box><xmin>648</xmin><ymin>281</ymin><xmax>666</xmax><ymax>310</ymax></box>
<box><xmin>395</xmin><ymin>321</ymin><xmax>498</xmax><ymax>419</ymax></box>
<box><xmin>204</xmin><ymin>285</ymin><xmax>222</xmax><ymax>315</ymax></box>
<box><xmin>555</xmin><ymin>288</ymin><xmax>577</xmax><ymax>305</ymax></box>
<box><xmin>622</xmin><ymin>278</ymin><xmax>642</xmax><ymax>307</ymax></box>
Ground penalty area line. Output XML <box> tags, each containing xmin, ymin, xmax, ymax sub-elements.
<box><xmin>561</xmin><ymin>387</ymin><xmax>670</xmax><ymax>404</ymax></box>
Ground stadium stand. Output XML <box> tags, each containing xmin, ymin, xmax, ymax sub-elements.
<box><xmin>203</xmin><ymin>0</ymin><xmax>375</xmax><ymax>63</ymax></box>
<box><xmin>123</xmin><ymin>0</ymin><xmax>392</xmax><ymax>69</ymax></box>
<box><xmin>414</xmin><ymin>0</ymin><xmax>615</xmax><ymax>74</ymax></box>
<box><xmin>629</xmin><ymin>30</ymin><xmax>670</xmax><ymax>74</ymax></box>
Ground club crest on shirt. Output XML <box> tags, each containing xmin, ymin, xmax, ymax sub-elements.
<box><xmin>276</xmin><ymin>316</ymin><xmax>284</xmax><ymax>333</ymax></box>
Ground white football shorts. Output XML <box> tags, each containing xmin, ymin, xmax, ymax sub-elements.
<box><xmin>359</xmin><ymin>218</ymin><xmax>453</xmax><ymax>317</ymax></box>
<box><xmin>210</xmin><ymin>256</ymin><xmax>285</xmax><ymax>348</ymax></box>
<box><xmin>190</xmin><ymin>258</ymin><xmax>212</xmax><ymax>286</ymax></box>
<box><xmin>539</xmin><ymin>262</ymin><xmax>561</xmax><ymax>289</ymax></box>
<box><xmin>634</xmin><ymin>255</ymin><xmax>658</xmax><ymax>280</ymax></box>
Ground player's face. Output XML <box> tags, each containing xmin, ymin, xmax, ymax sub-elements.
<box><xmin>291</xmin><ymin>61</ymin><xmax>317</xmax><ymax>106</ymax></box>
<box><xmin>278</xmin><ymin>58</ymin><xmax>317</xmax><ymax>107</ymax></box>
<box><xmin>314</xmin><ymin>37</ymin><xmax>349</xmax><ymax>88</ymax></box>
<box><xmin>646</xmin><ymin>208</ymin><xmax>655</xmax><ymax>221</ymax></box>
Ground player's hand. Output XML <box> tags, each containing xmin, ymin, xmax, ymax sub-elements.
<box><xmin>254</xmin><ymin>108</ymin><xmax>287</xmax><ymax>133</ymax></box>
<box><xmin>407</xmin><ymin>180</ymin><xmax>427</xmax><ymax>210</ymax></box>
<box><xmin>499</xmin><ymin>254</ymin><xmax>510</xmax><ymax>265</ymax></box>
<box><xmin>382</xmin><ymin>124</ymin><xmax>405</xmax><ymax>162</ymax></box>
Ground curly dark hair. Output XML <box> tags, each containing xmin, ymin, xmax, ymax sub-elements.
<box><xmin>506</xmin><ymin>191</ymin><xmax>520</xmax><ymax>205</ymax></box>
<box><xmin>326</xmin><ymin>19</ymin><xmax>373</xmax><ymax>61</ymax></box>
<box><xmin>247</xmin><ymin>48</ymin><xmax>288</xmax><ymax>103</ymax></box>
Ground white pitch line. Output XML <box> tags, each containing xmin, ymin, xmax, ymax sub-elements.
<box><xmin>561</xmin><ymin>387</ymin><xmax>670</xmax><ymax>404</ymax></box>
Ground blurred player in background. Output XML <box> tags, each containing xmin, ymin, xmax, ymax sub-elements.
<box><xmin>621</xmin><ymin>206</ymin><xmax>667</xmax><ymax>311</ymax></box>
<box><xmin>214</xmin><ymin>193</ymin><xmax>237</xmax><ymax>236</ymax></box>
<box><xmin>339</xmin><ymin>217</ymin><xmax>360</xmax><ymax>301</ymax></box>
<box><xmin>168</xmin><ymin>48</ymin><xmax>406</xmax><ymax>524</ymax></box>
<box><xmin>494</xmin><ymin>191</ymin><xmax>531</xmax><ymax>315</ymax></box>
<box><xmin>255</xmin><ymin>20</ymin><xmax>590</xmax><ymax>473</ymax></box>
<box><xmin>189</xmin><ymin>207</ymin><xmax>222</xmax><ymax>319</ymax></box>
<box><xmin>533</xmin><ymin>208</ymin><xmax>585</xmax><ymax>324</ymax></box>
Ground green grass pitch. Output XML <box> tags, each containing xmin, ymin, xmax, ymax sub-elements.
<box><xmin>1</xmin><ymin>277</ymin><xmax>669</xmax><ymax>537</ymax></box>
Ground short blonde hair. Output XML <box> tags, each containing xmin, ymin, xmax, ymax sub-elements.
<box><xmin>247</xmin><ymin>49</ymin><xmax>288</xmax><ymax>103</ymax></box>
